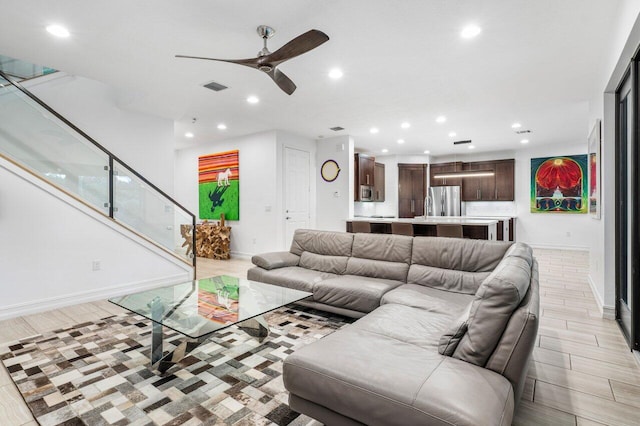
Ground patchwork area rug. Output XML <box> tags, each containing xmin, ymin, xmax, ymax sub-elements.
<box><xmin>0</xmin><ymin>306</ymin><xmax>353</xmax><ymax>426</ymax></box>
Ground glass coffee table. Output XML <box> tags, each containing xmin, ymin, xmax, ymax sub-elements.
<box><xmin>109</xmin><ymin>275</ymin><xmax>311</xmax><ymax>373</ymax></box>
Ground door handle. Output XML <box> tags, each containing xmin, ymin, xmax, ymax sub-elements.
<box><xmin>411</xmin><ymin>199</ymin><xmax>415</xmax><ymax>213</ymax></box>
<box><xmin>366</xmin><ymin>174</ymin><xmax>370</xmax><ymax>185</ymax></box>
<box><xmin>286</xmin><ymin>216</ymin><xmax>291</xmax><ymax>220</ymax></box>
<box><xmin>477</xmin><ymin>189</ymin><xmax>480</xmax><ymax>199</ymax></box>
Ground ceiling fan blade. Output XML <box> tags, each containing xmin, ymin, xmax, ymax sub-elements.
<box><xmin>175</xmin><ymin>54</ymin><xmax>260</xmax><ymax>68</ymax></box>
<box><xmin>268</xmin><ymin>68</ymin><xmax>297</xmax><ymax>95</ymax></box>
<box><xmin>264</xmin><ymin>30</ymin><xmax>329</xmax><ymax>66</ymax></box>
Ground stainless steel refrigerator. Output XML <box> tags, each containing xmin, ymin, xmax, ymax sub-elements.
<box><xmin>426</xmin><ymin>186</ymin><xmax>461</xmax><ymax>216</ymax></box>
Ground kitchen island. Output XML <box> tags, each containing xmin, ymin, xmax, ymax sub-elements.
<box><xmin>347</xmin><ymin>217</ymin><xmax>499</xmax><ymax>240</ymax></box>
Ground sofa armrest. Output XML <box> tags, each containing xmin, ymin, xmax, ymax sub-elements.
<box><xmin>252</xmin><ymin>251</ymin><xmax>300</xmax><ymax>270</ymax></box>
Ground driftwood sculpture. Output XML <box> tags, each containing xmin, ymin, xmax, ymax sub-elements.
<box><xmin>186</xmin><ymin>214</ymin><xmax>231</xmax><ymax>260</ymax></box>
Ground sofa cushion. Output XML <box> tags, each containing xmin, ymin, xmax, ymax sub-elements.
<box><xmin>351</xmin><ymin>233</ymin><xmax>413</xmax><ymax>263</ymax></box>
<box><xmin>290</xmin><ymin>229</ymin><xmax>354</xmax><ymax>257</ymax></box>
<box><xmin>453</xmin><ymin>256</ymin><xmax>531</xmax><ymax>367</ymax></box>
<box><xmin>345</xmin><ymin>257</ymin><xmax>409</xmax><ymax>282</ymax></box>
<box><xmin>381</xmin><ymin>284</ymin><xmax>473</xmax><ymax>314</ymax></box>
<box><xmin>313</xmin><ymin>276</ymin><xmax>402</xmax><ymax>314</ymax></box>
<box><xmin>505</xmin><ymin>242</ymin><xmax>534</xmax><ymax>267</ymax></box>
<box><xmin>411</xmin><ymin>237</ymin><xmax>512</xmax><ymax>272</ymax></box>
<box><xmin>247</xmin><ymin>266</ymin><xmax>335</xmax><ymax>293</ymax></box>
<box><xmin>299</xmin><ymin>251</ymin><xmax>349</xmax><ymax>275</ymax></box>
<box><xmin>251</xmin><ymin>251</ymin><xmax>300</xmax><ymax>270</ymax></box>
<box><xmin>284</xmin><ymin>305</ymin><xmax>514</xmax><ymax>426</ymax></box>
<box><xmin>438</xmin><ymin>302</ymin><xmax>472</xmax><ymax>356</ymax></box>
<box><xmin>407</xmin><ymin>264</ymin><xmax>490</xmax><ymax>294</ymax></box>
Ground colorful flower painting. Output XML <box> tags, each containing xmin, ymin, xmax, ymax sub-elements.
<box><xmin>588</xmin><ymin>120</ymin><xmax>601</xmax><ymax>218</ymax></box>
<box><xmin>198</xmin><ymin>150</ymin><xmax>239</xmax><ymax>220</ymax></box>
<box><xmin>531</xmin><ymin>154</ymin><xmax>588</xmax><ymax>213</ymax></box>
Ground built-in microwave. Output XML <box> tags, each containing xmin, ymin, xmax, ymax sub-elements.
<box><xmin>360</xmin><ymin>185</ymin><xmax>374</xmax><ymax>201</ymax></box>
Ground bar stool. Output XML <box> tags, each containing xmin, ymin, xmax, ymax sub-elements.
<box><xmin>352</xmin><ymin>221</ymin><xmax>372</xmax><ymax>233</ymax></box>
<box><xmin>391</xmin><ymin>222</ymin><xmax>414</xmax><ymax>236</ymax></box>
<box><xmin>436</xmin><ymin>224</ymin><xmax>464</xmax><ymax>238</ymax></box>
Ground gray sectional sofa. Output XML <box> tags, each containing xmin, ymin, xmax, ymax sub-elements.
<box><xmin>248</xmin><ymin>229</ymin><xmax>539</xmax><ymax>426</ymax></box>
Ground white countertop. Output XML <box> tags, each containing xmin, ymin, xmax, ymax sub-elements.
<box><xmin>350</xmin><ymin>217</ymin><xmax>499</xmax><ymax>225</ymax></box>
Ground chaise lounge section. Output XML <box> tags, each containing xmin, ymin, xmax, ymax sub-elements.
<box><xmin>248</xmin><ymin>229</ymin><xmax>539</xmax><ymax>425</ymax></box>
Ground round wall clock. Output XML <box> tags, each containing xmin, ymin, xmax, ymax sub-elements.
<box><xmin>321</xmin><ymin>159</ymin><xmax>341</xmax><ymax>182</ymax></box>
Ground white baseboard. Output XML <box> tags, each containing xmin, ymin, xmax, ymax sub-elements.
<box><xmin>230</xmin><ymin>251</ymin><xmax>253</xmax><ymax>259</ymax></box>
<box><xmin>528</xmin><ymin>243</ymin><xmax>590</xmax><ymax>251</ymax></box>
<box><xmin>0</xmin><ymin>273</ymin><xmax>190</xmax><ymax>321</ymax></box>
<box><xmin>587</xmin><ymin>275</ymin><xmax>615</xmax><ymax>320</ymax></box>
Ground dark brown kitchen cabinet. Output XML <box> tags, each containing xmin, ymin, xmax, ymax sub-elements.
<box><xmin>354</xmin><ymin>153</ymin><xmax>376</xmax><ymax>201</ymax></box>
<box><xmin>374</xmin><ymin>162</ymin><xmax>385</xmax><ymax>201</ymax></box>
<box><xmin>461</xmin><ymin>160</ymin><xmax>497</xmax><ymax>201</ymax></box>
<box><xmin>494</xmin><ymin>159</ymin><xmax>515</xmax><ymax>201</ymax></box>
<box><xmin>398</xmin><ymin>164</ymin><xmax>426</xmax><ymax>218</ymax></box>
<box><xmin>428</xmin><ymin>162</ymin><xmax>463</xmax><ymax>187</ymax></box>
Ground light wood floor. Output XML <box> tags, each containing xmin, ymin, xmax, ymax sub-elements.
<box><xmin>0</xmin><ymin>250</ymin><xmax>638</xmax><ymax>425</ymax></box>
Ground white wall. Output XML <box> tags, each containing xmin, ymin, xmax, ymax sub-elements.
<box><xmin>0</xmin><ymin>158</ymin><xmax>191</xmax><ymax>320</ymax></box>
<box><xmin>588</xmin><ymin>2</ymin><xmax>640</xmax><ymax>314</ymax></box>
<box><xmin>174</xmin><ymin>130</ymin><xmax>317</xmax><ymax>254</ymax></box>
<box><xmin>316</xmin><ymin>135</ymin><xmax>354</xmax><ymax>231</ymax></box>
<box><xmin>23</xmin><ymin>73</ymin><xmax>176</xmax><ymax>193</ymax></box>
<box><xmin>433</xmin><ymin>143</ymin><xmax>595</xmax><ymax>250</ymax></box>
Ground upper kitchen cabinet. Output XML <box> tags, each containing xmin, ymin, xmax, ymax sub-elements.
<box><xmin>374</xmin><ymin>162</ymin><xmax>385</xmax><ymax>202</ymax></box>
<box><xmin>493</xmin><ymin>159</ymin><xmax>515</xmax><ymax>201</ymax></box>
<box><xmin>431</xmin><ymin>159</ymin><xmax>515</xmax><ymax>202</ymax></box>
<box><xmin>429</xmin><ymin>161</ymin><xmax>463</xmax><ymax>187</ymax></box>
<box><xmin>461</xmin><ymin>160</ymin><xmax>498</xmax><ymax>201</ymax></box>
<box><xmin>354</xmin><ymin>153</ymin><xmax>376</xmax><ymax>201</ymax></box>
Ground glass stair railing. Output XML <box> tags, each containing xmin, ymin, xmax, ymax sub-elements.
<box><xmin>0</xmin><ymin>70</ymin><xmax>196</xmax><ymax>268</ymax></box>
<box><xmin>0</xmin><ymin>55</ymin><xmax>57</xmax><ymax>81</ymax></box>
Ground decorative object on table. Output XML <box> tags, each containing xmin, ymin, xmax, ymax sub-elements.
<box><xmin>198</xmin><ymin>276</ymin><xmax>240</xmax><ymax>324</ymax></box>
<box><xmin>199</xmin><ymin>150</ymin><xmax>239</xmax><ymax>220</ymax></box>
<box><xmin>531</xmin><ymin>154</ymin><xmax>588</xmax><ymax>213</ymax></box>
<box><xmin>588</xmin><ymin>119</ymin><xmax>602</xmax><ymax>219</ymax></box>
<box><xmin>194</xmin><ymin>217</ymin><xmax>231</xmax><ymax>259</ymax></box>
<box><xmin>176</xmin><ymin>26</ymin><xmax>329</xmax><ymax>95</ymax></box>
<box><xmin>0</xmin><ymin>307</ymin><xmax>353</xmax><ymax>426</ymax></box>
<box><xmin>179</xmin><ymin>224</ymin><xmax>194</xmax><ymax>257</ymax></box>
<box><xmin>320</xmin><ymin>159</ymin><xmax>341</xmax><ymax>182</ymax></box>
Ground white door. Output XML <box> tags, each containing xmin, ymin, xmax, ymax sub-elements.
<box><xmin>284</xmin><ymin>147</ymin><xmax>310</xmax><ymax>245</ymax></box>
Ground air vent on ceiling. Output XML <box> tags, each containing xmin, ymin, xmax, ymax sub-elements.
<box><xmin>515</xmin><ymin>129</ymin><xmax>532</xmax><ymax>134</ymax></box>
<box><xmin>203</xmin><ymin>81</ymin><xmax>228</xmax><ymax>92</ymax></box>
<box><xmin>453</xmin><ymin>139</ymin><xmax>472</xmax><ymax>145</ymax></box>
<box><xmin>330</xmin><ymin>126</ymin><xmax>345</xmax><ymax>131</ymax></box>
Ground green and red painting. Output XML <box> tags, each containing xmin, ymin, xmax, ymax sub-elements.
<box><xmin>531</xmin><ymin>154</ymin><xmax>588</xmax><ymax>213</ymax></box>
<box><xmin>198</xmin><ymin>150</ymin><xmax>239</xmax><ymax>220</ymax></box>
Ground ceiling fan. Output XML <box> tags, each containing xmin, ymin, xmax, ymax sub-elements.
<box><xmin>176</xmin><ymin>25</ymin><xmax>329</xmax><ymax>95</ymax></box>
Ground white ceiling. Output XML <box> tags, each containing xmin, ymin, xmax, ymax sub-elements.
<box><xmin>0</xmin><ymin>0</ymin><xmax>622</xmax><ymax>155</ymax></box>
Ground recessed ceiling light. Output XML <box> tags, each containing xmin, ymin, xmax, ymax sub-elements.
<box><xmin>461</xmin><ymin>25</ymin><xmax>482</xmax><ymax>39</ymax></box>
<box><xmin>46</xmin><ymin>24</ymin><xmax>70</xmax><ymax>38</ymax></box>
<box><xmin>520</xmin><ymin>139</ymin><xmax>530</xmax><ymax>144</ymax></box>
<box><xmin>370</xmin><ymin>127</ymin><xmax>379</xmax><ymax>134</ymax></box>
<box><xmin>247</xmin><ymin>95</ymin><xmax>259</xmax><ymax>104</ymax></box>
<box><xmin>401</xmin><ymin>122</ymin><xmax>411</xmax><ymax>129</ymax></box>
<box><xmin>424</xmin><ymin>150</ymin><xmax>431</xmax><ymax>154</ymax></box>
<box><xmin>397</xmin><ymin>139</ymin><xmax>405</xmax><ymax>144</ymax></box>
<box><xmin>328</xmin><ymin>68</ymin><xmax>343</xmax><ymax>79</ymax></box>
<box><xmin>382</xmin><ymin>148</ymin><xmax>389</xmax><ymax>153</ymax></box>
<box><xmin>468</xmin><ymin>145</ymin><xmax>475</xmax><ymax>150</ymax></box>
<box><xmin>217</xmin><ymin>123</ymin><xmax>227</xmax><ymax>130</ymax></box>
<box><xmin>511</xmin><ymin>123</ymin><xmax>522</xmax><ymax>129</ymax></box>
<box><xmin>185</xmin><ymin>132</ymin><xmax>194</xmax><ymax>138</ymax></box>
<box><xmin>436</xmin><ymin>116</ymin><xmax>447</xmax><ymax>124</ymax></box>
<box><xmin>448</xmin><ymin>131</ymin><xmax>457</xmax><ymax>137</ymax></box>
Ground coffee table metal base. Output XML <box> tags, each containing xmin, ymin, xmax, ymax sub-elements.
<box><xmin>150</xmin><ymin>315</ymin><xmax>270</xmax><ymax>373</ymax></box>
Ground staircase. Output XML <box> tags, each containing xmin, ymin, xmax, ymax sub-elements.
<box><xmin>0</xmin><ymin>66</ymin><xmax>196</xmax><ymax>289</ymax></box>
